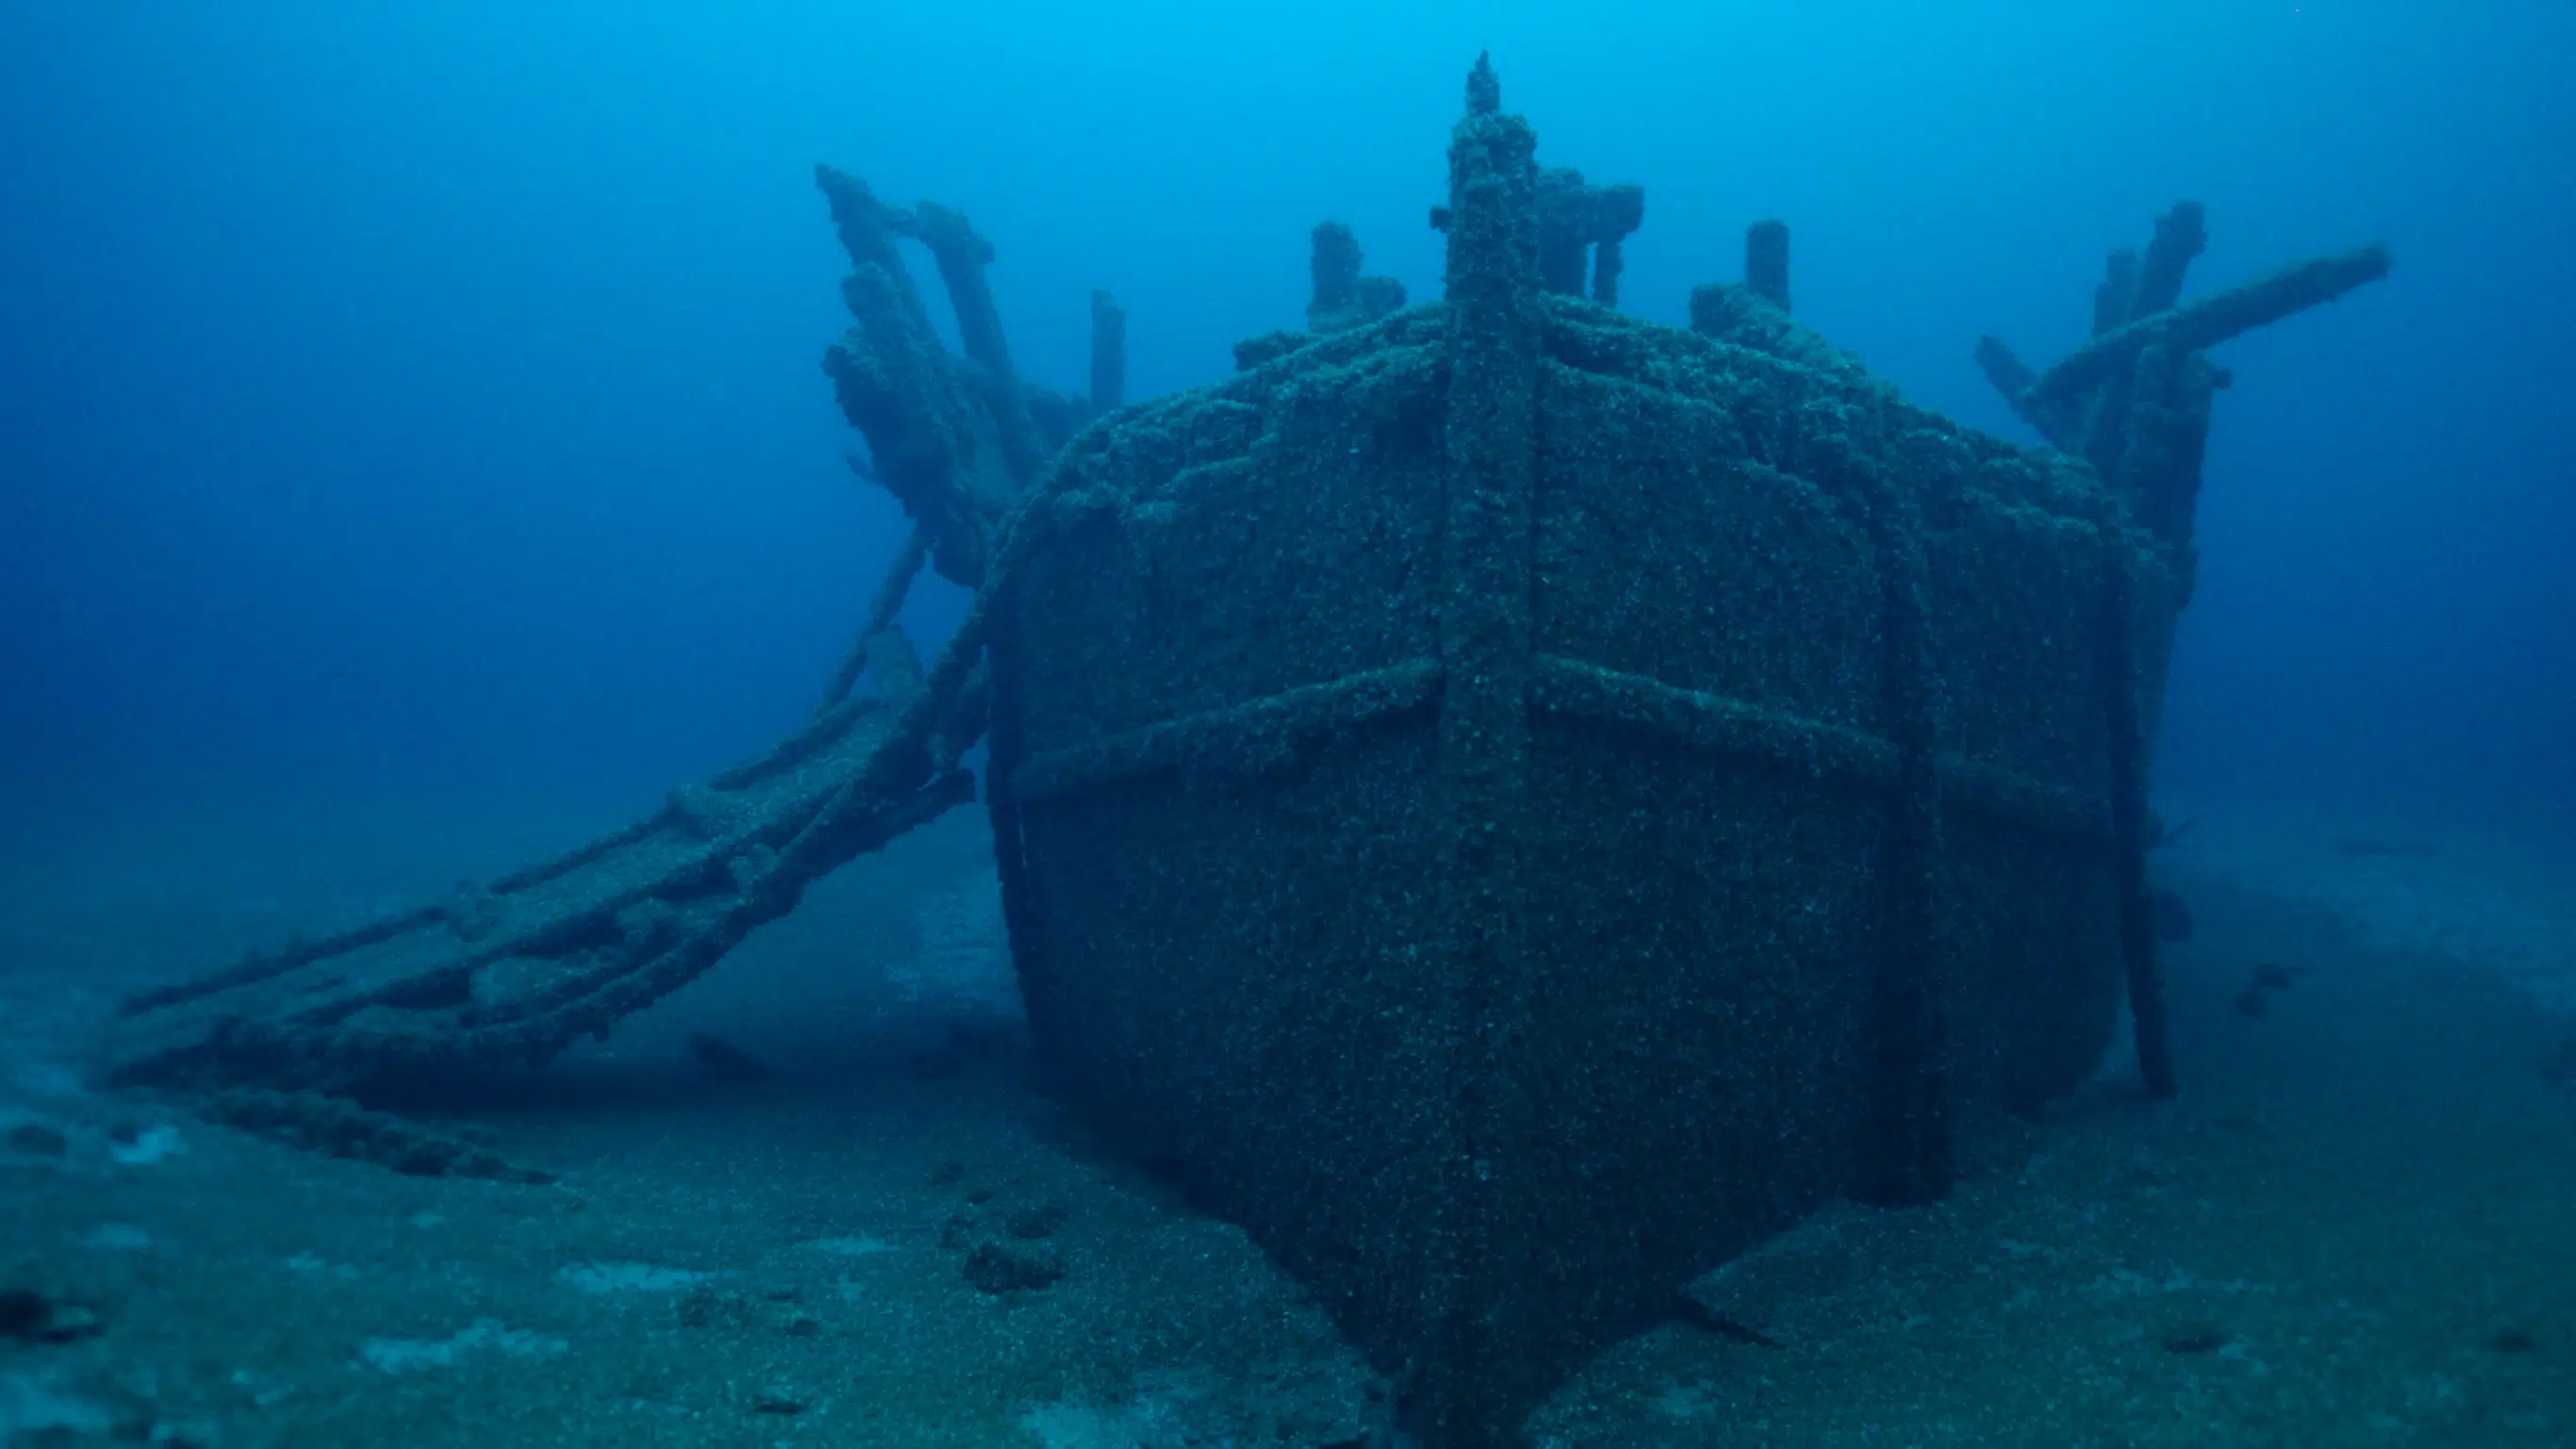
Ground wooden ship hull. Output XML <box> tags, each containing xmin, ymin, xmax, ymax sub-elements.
<box><xmin>95</xmin><ymin>55</ymin><xmax>2389</xmax><ymax>1449</ymax></box>
<box><xmin>983</xmin><ymin>64</ymin><xmax>2190</xmax><ymax>1442</ymax></box>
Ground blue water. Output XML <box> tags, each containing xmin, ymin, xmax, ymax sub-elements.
<box><xmin>5</xmin><ymin>8</ymin><xmax>2575</xmax><ymax>1442</ymax></box>
<box><xmin>4</xmin><ymin>3</ymin><xmax>2568</xmax><ymax>840</ymax></box>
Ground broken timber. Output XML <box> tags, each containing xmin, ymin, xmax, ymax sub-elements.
<box><xmin>1973</xmin><ymin>204</ymin><xmax>2390</xmax><ymax>1098</ymax></box>
<box><xmin>98</xmin><ymin>167</ymin><xmax>1122</xmax><ymax>1168</ymax></box>
<box><xmin>103</xmin><ymin>692</ymin><xmax>979</xmax><ymax>1097</ymax></box>
<box><xmin>1976</xmin><ymin>202</ymin><xmax>2390</xmax><ymax>562</ymax></box>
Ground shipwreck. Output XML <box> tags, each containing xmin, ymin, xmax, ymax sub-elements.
<box><xmin>97</xmin><ymin>58</ymin><xmax>2389</xmax><ymax>1445</ymax></box>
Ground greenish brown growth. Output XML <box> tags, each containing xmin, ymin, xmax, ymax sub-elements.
<box><xmin>1691</xmin><ymin>221</ymin><xmax>1804</xmax><ymax>349</ymax></box>
<box><xmin>989</xmin><ymin>57</ymin><xmax>2185</xmax><ymax>1445</ymax></box>
<box><xmin>99</xmin><ymin>700</ymin><xmax>981</xmax><ymax>1100</ymax></box>
<box><xmin>1427</xmin><ymin>85</ymin><xmax>1638</xmax><ymax>312</ymax></box>
<box><xmin>1089</xmin><ymin>288</ymin><xmax>1126</xmax><ymax>414</ymax></box>
<box><xmin>2131</xmin><ymin>200</ymin><xmax>2207</xmax><ymax>319</ymax></box>
<box><xmin>96</xmin><ymin>151</ymin><xmax>1119</xmax><ymax>1125</ymax></box>
<box><xmin>909</xmin><ymin>202</ymin><xmax>1009</xmax><ymax>380</ymax></box>
<box><xmin>1424</xmin><ymin>53</ymin><xmax>1544</xmax><ymax>1448</ymax></box>
<box><xmin>1693</xmin><ymin>274</ymin><xmax>1876</xmax><ymax>388</ymax></box>
<box><xmin>2029</xmin><ymin>241</ymin><xmax>2391</xmax><ymax>415</ymax></box>
<box><xmin>814</xmin><ymin>165</ymin><xmax>936</xmax><ymax>338</ymax></box>
<box><xmin>2093</xmin><ymin>247</ymin><xmax>2140</xmax><ymax>337</ymax></box>
<box><xmin>1309</xmin><ymin>221</ymin><xmax>1362</xmax><ymax>312</ymax></box>
<box><xmin>1589</xmin><ymin>230</ymin><xmax>1627</xmax><ymax>306</ymax></box>
<box><xmin>823</xmin><ymin>256</ymin><xmax>1009</xmax><ymax>585</ymax></box>
<box><xmin>814</xmin><ymin>168</ymin><xmax>1090</xmax><ymax>587</ymax></box>
<box><xmin>1226</xmin><ymin>329</ymin><xmax>1306</xmax><ymax>370</ymax></box>
<box><xmin>1977</xmin><ymin>203</ymin><xmax>2388</xmax><ymax>574</ymax></box>
<box><xmin>1960</xmin><ymin>199</ymin><xmax>2384</xmax><ymax>1104</ymax></box>
<box><xmin>1306</xmin><ymin>222</ymin><xmax>1409</xmax><ymax>335</ymax></box>
<box><xmin>814</xmin><ymin>528</ymin><xmax>929</xmax><ymax>716</ymax></box>
<box><xmin>1532</xmin><ymin>167</ymin><xmax>1644</xmax><ymax>303</ymax></box>
<box><xmin>1745</xmin><ymin>218</ymin><xmax>1791</xmax><ymax>312</ymax></box>
<box><xmin>1821</xmin><ymin>419</ymin><xmax>1954</xmax><ymax>1207</ymax></box>
<box><xmin>1973</xmin><ymin>334</ymin><xmax>2077</xmax><ymax>451</ymax></box>
<box><xmin>197</xmin><ymin>1088</ymin><xmax>554</xmax><ymax>1183</ymax></box>
<box><xmin>100</xmin><ymin>144</ymin><xmax>1082</xmax><ymax>1187</ymax></box>
<box><xmin>2122</xmin><ymin>344</ymin><xmax>2226</xmax><ymax>555</ymax></box>
<box><xmin>909</xmin><ymin>199</ymin><xmax>1048</xmax><ymax>487</ymax></box>
<box><xmin>1464</xmin><ymin>48</ymin><xmax>1499</xmax><ymax>112</ymax></box>
<box><xmin>1587</xmin><ymin>183</ymin><xmax>1644</xmax><ymax>306</ymax></box>
<box><xmin>95</xmin><ymin>58</ymin><xmax>2385</xmax><ymax>1449</ymax></box>
<box><xmin>2098</xmin><ymin>517</ymin><xmax>2177</xmax><ymax>1098</ymax></box>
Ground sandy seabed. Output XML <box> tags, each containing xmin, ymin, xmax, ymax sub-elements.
<box><xmin>3</xmin><ymin>799</ymin><xmax>2570</xmax><ymax>1446</ymax></box>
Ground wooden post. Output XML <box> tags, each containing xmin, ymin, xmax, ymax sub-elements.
<box><xmin>1427</xmin><ymin>52</ymin><xmax>1543</xmax><ymax>1448</ymax></box>
<box><xmin>1088</xmin><ymin>289</ymin><xmax>1126</xmax><ymax>415</ymax></box>
<box><xmin>1745</xmin><ymin>218</ymin><xmax>1791</xmax><ymax>312</ymax></box>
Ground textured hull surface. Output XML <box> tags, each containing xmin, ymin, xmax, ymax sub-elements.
<box><xmin>991</xmin><ymin>265</ymin><xmax>2177</xmax><ymax>1437</ymax></box>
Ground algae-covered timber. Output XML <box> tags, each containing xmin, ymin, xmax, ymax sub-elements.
<box><xmin>94</xmin><ymin>165</ymin><xmax>1088</xmax><ymax>1160</ymax></box>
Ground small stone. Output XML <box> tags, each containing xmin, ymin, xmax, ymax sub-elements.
<box><xmin>0</xmin><ymin>1286</ymin><xmax>52</xmax><ymax>1339</ymax></box>
<box><xmin>963</xmin><ymin>1241</ymin><xmax>1065</xmax><ymax>1294</ymax></box>
<box><xmin>675</xmin><ymin>1288</ymin><xmax>750</xmax><ymax>1329</ymax></box>
<box><xmin>2157</xmin><ymin>1321</ymin><xmax>2228</xmax><ymax>1355</ymax></box>
<box><xmin>5</xmin><ymin>1122</ymin><xmax>69</xmax><ymax>1157</ymax></box>
<box><xmin>782</xmin><ymin>1314</ymin><xmax>822</xmax><ymax>1339</ymax></box>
